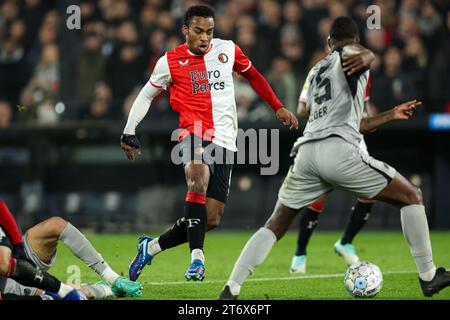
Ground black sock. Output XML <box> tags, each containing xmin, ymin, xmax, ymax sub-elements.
<box><xmin>185</xmin><ymin>202</ymin><xmax>207</xmax><ymax>252</ymax></box>
<box><xmin>295</xmin><ymin>208</ymin><xmax>320</xmax><ymax>256</ymax></box>
<box><xmin>158</xmin><ymin>217</ymin><xmax>188</xmax><ymax>250</ymax></box>
<box><xmin>341</xmin><ymin>201</ymin><xmax>373</xmax><ymax>245</ymax></box>
<box><xmin>10</xmin><ymin>259</ymin><xmax>61</xmax><ymax>293</ymax></box>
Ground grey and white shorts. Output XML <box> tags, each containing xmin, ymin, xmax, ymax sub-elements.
<box><xmin>23</xmin><ymin>232</ymin><xmax>57</xmax><ymax>271</ymax></box>
<box><xmin>278</xmin><ymin>136</ymin><xmax>396</xmax><ymax>210</ymax></box>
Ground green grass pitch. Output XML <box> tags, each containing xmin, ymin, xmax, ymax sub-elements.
<box><xmin>51</xmin><ymin>230</ymin><xmax>450</xmax><ymax>300</ymax></box>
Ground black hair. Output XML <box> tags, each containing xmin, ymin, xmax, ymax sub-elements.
<box><xmin>183</xmin><ymin>5</ymin><xmax>215</xmax><ymax>26</ymax></box>
<box><xmin>329</xmin><ymin>16</ymin><xmax>359</xmax><ymax>41</ymax></box>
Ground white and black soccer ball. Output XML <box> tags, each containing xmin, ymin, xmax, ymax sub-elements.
<box><xmin>344</xmin><ymin>261</ymin><xmax>383</xmax><ymax>298</ymax></box>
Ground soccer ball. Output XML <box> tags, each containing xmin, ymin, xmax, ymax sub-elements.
<box><xmin>344</xmin><ymin>261</ymin><xmax>383</xmax><ymax>298</ymax></box>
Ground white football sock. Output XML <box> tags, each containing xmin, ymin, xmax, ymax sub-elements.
<box><xmin>400</xmin><ymin>204</ymin><xmax>436</xmax><ymax>281</ymax></box>
<box><xmin>100</xmin><ymin>266</ymin><xmax>120</xmax><ymax>284</ymax></box>
<box><xmin>149</xmin><ymin>237</ymin><xmax>162</xmax><ymax>256</ymax></box>
<box><xmin>57</xmin><ymin>283</ymin><xmax>74</xmax><ymax>297</ymax></box>
<box><xmin>191</xmin><ymin>248</ymin><xmax>204</xmax><ymax>263</ymax></box>
<box><xmin>226</xmin><ymin>227</ymin><xmax>277</xmax><ymax>295</ymax></box>
<box><xmin>226</xmin><ymin>280</ymin><xmax>241</xmax><ymax>296</ymax></box>
<box><xmin>84</xmin><ymin>283</ymin><xmax>114</xmax><ymax>299</ymax></box>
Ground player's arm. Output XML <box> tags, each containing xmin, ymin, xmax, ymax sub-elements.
<box><xmin>234</xmin><ymin>44</ymin><xmax>298</xmax><ymax>129</ymax></box>
<box><xmin>359</xmin><ymin>100</ymin><xmax>422</xmax><ymax>134</ymax></box>
<box><xmin>341</xmin><ymin>44</ymin><xmax>375</xmax><ymax>76</ymax></box>
<box><xmin>121</xmin><ymin>56</ymin><xmax>169</xmax><ymax>160</ymax></box>
<box><xmin>241</xmin><ymin>65</ymin><xmax>298</xmax><ymax>129</ymax></box>
<box><xmin>121</xmin><ymin>82</ymin><xmax>163</xmax><ymax>160</ymax></box>
<box><xmin>296</xmin><ymin>67</ymin><xmax>315</xmax><ymax>119</ymax></box>
<box><xmin>297</xmin><ymin>101</ymin><xmax>309</xmax><ymax>118</ymax></box>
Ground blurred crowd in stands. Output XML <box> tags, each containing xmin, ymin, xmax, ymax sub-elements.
<box><xmin>0</xmin><ymin>0</ymin><xmax>449</xmax><ymax>128</ymax></box>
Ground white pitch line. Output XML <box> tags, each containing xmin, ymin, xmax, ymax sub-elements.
<box><xmin>144</xmin><ymin>270</ymin><xmax>416</xmax><ymax>286</ymax></box>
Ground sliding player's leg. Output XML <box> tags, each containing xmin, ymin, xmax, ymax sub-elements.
<box><xmin>374</xmin><ymin>172</ymin><xmax>450</xmax><ymax>297</ymax></box>
<box><xmin>25</xmin><ymin>217</ymin><xmax>141</xmax><ymax>296</ymax></box>
<box><xmin>0</xmin><ymin>229</ymin><xmax>85</xmax><ymax>300</ymax></box>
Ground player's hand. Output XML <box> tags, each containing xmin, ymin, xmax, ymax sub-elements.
<box><xmin>342</xmin><ymin>49</ymin><xmax>375</xmax><ymax>75</ymax></box>
<box><xmin>392</xmin><ymin>100</ymin><xmax>422</xmax><ymax>120</ymax></box>
<box><xmin>120</xmin><ymin>134</ymin><xmax>142</xmax><ymax>161</ymax></box>
<box><xmin>276</xmin><ymin>107</ymin><xmax>299</xmax><ymax>130</ymax></box>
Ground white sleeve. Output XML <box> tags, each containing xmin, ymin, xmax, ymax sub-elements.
<box><xmin>149</xmin><ymin>54</ymin><xmax>171</xmax><ymax>90</ymax></box>
<box><xmin>123</xmin><ymin>55</ymin><xmax>171</xmax><ymax>135</ymax></box>
<box><xmin>123</xmin><ymin>81</ymin><xmax>162</xmax><ymax>135</ymax></box>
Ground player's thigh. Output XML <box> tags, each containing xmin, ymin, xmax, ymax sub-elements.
<box><xmin>184</xmin><ymin>162</ymin><xmax>211</xmax><ymax>193</ymax></box>
<box><xmin>319</xmin><ymin>138</ymin><xmax>396</xmax><ymax>199</ymax></box>
<box><xmin>179</xmin><ymin>135</ymin><xmax>212</xmax><ymax>192</ymax></box>
<box><xmin>25</xmin><ymin>221</ymin><xmax>60</xmax><ymax>265</ymax></box>
<box><xmin>278</xmin><ymin>145</ymin><xmax>332</xmax><ymax>210</ymax></box>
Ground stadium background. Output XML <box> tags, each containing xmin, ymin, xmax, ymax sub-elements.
<box><xmin>0</xmin><ymin>0</ymin><xmax>449</xmax><ymax>235</ymax></box>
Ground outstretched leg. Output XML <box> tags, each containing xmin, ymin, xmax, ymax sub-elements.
<box><xmin>26</xmin><ymin>216</ymin><xmax>141</xmax><ymax>296</ymax></box>
<box><xmin>219</xmin><ymin>201</ymin><xmax>300</xmax><ymax>299</ymax></box>
<box><xmin>157</xmin><ymin>197</ymin><xmax>225</xmax><ymax>253</ymax></box>
<box><xmin>375</xmin><ymin>172</ymin><xmax>450</xmax><ymax>297</ymax></box>
<box><xmin>129</xmin><ymin>197</ymin><xmax>225</xmax><ymax>282</ymax></box>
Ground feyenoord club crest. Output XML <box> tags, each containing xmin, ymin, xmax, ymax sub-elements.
<box><xmin>218</xmin><ymin>53</ymin><xmax>228</xmax><ymax>63</ymax></box>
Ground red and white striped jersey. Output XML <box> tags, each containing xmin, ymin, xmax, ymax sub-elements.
<box><xmin>149</xmin><ymin>38</ymin><xmax>252</xmax><ymax>152</ymax></box>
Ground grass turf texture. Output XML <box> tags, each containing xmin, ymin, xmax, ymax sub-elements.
<box><xmin>52</xmin><ymin>231</ymin><xmax>450</xmax><ymax>300</ymax></box>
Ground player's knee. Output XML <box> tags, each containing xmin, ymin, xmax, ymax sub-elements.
<box><xmin>186</xmin><ymin>179</ymin><xmax>208</xmax><ymax>195</ymax></box>
<box><xmin>44</xmin><ymin>216</ymin><xmax>68</xmax><ymax>236</ymax></box>
<box><xmin>406</xmin><ymin>187</ymin><xmax>423</xmax><ymax>205</ymax></box>
<box><xmin>0</xmin><ymin>261</ymin><xmax>10</xmax><ymax>277</ymax></box>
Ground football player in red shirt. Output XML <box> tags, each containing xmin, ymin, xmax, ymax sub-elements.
<box><xmin>122</xmin><ymin>5</ymin><xmax>298</xmax><ymax>282</ymax></box>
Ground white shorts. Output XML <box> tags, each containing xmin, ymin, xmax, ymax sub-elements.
<box><xmin>359</xmin><ymin>136</ymin><xmax>369</xmax><ymax>156</ymax></box>
<box><xmin>278</xmin><ymin>136</ymin><xmax>396</xmax><ymax>210</ymax></box>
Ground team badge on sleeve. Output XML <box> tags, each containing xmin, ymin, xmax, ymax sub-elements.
<box><xmin>218</xmin><ymin>53</ymin><xmax>228</xmax><ymax>63</ymax></box>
